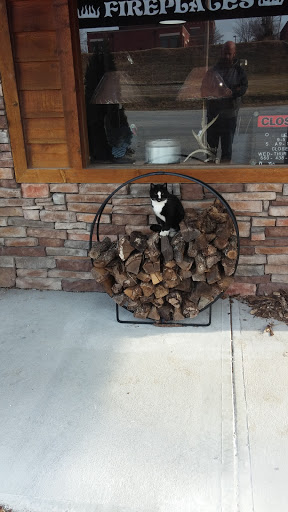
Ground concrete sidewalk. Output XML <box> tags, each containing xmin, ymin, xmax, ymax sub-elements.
<box><xmin>0</xmin><ymin>289</ymin><xmax>287</xmax><ymax>512</ymax></box>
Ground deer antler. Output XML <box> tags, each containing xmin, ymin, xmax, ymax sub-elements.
<box><xmin>184</xmin><ymin>113</ymin><xmax>219</xmax><ymax>163</ymax></box>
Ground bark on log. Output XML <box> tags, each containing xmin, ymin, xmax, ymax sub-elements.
<box><xmin>90</xmin><ymin>198</ymin><xmax>238</xmax><ymax>321</ymax></box>
<box><xmin>129</xmin><ymin>231</ymin><xmax>148</xmax><ymax>252</ymax></box>
<box><xmin>160</xmin><ymin>236</ymin><xmax>174</xmax><ymax>263</ymax></box>
<box><xmin>140</xmin><ymin>282</ymin><xmax>155</xmax><ymax>297</ymax></box>
<box><xmin>125</xmin><ymin>252</ymin><xmax>142</xmax><ymax>274</ymax></box>
<box><xmin>118</xmin><ymin>235</ymin><xmax>134</xmax><ymax>261</ymax></box>
<box><xmin>124</xmin><ymin>285</ymin><xmax>142</xmax><ymax>301</ymax></box>
<box><xmin>182</xmin><ymin>299</ymin><xmax>199</xmax><ymax>318</ymax></box>
<box><xmin>146</xmin><ymin>232</ymin><xmax>160</xmax><ymax>262</ymax></box>
<box><xmin>148</xmin><ymin>306</ymin><xmax>161</xmax><ymax>321</ymax></box>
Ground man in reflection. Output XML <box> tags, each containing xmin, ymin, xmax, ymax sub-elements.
<box><xmin>201</xmin><ymin>41</ymin><xmax>248</xmax><ymax>163</ymax></box>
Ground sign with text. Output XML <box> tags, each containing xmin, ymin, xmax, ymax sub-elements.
<box><xmin>253</xmin><ymin>114</ymin><xmax>288</xmax><ymax>165</ymax></box>
<box><xmin>78</xmin><ymin>0</ymin><xmax>287</xmax><ymax>27</ymax></box>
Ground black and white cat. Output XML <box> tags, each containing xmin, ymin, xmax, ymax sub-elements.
<box><xmin>150</xmin><ymin>183</ymin><xmax>185</xmax><ymax>237</ymax></box>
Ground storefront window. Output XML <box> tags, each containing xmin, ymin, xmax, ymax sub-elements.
<box><xmin>78</xmin><ymin>2</ymin><xmax>288</xmax><ymax>168</ymax></box>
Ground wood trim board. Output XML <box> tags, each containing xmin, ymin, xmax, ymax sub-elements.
<box><xmin>1</xmin><ymin>0</ymin><xmax>288</xmax><ymax>184</ymax></box>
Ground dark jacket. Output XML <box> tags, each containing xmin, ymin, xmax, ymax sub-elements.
<box><xmin>201</xmin><ymin>59</ymin><xmax>248</xmax><ymax>119</ymax></box>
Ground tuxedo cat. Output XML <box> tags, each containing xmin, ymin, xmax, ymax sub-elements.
<box><xmin>150</xmin><ymin>183</ymin><xmax>185</xmax><ymax>237</ymax></box>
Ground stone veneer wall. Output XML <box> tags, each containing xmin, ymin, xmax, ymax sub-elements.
<box><xmin>1</xmin><ymin>78</ymin><xmax>288</xmax><ymax>296</ymax></box>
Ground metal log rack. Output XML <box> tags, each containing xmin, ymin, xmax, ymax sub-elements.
<box><xmin>89</xmin><ymin>171</ymin><xmax>240</xmax><ymax>327</ymax></box>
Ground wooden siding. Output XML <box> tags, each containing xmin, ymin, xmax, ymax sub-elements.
<box><xmin>0</xmin><ymin>0</ymin><xmax>288</xmax><ymax>183</ymax></box>
<box><xmin>5</xmin><ymin>0</ymin><xmax>81</xmax><ymax>172</ymax></box>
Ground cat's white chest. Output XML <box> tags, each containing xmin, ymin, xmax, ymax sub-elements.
<box><xmin>151</xmin><ymin>199</ymin><xmax>167</xmax><ymax>222</ymax></box>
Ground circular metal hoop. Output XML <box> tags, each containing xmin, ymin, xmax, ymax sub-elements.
<box><xmin>89</xmin><ymin>172</ymin><xmax>240</xmax><ymax>322</ymax></box>
<box><xmin>89</xmin><ymin>171</ymin><xmax>240</xmax><ymax>269</ymax></box>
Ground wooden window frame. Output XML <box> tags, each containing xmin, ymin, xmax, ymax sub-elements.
<box><xmin>1</xmin><ymin>0</ymin><xmax>288</xmax><ymax>184</ymax></box>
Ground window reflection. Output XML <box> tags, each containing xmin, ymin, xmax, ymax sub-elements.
<box><xmin>79</xmin><ymin>14</ymin><xmax>288</xmax><ymax>167</ymax></box>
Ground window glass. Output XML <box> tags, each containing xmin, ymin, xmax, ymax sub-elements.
<box><xmin>78</xmin><ymin>5</ymin><xmax>288</xmax><ymax>168</ymax></box>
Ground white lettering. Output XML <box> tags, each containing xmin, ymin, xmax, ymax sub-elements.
<box><xmin>175</xmin><ymin>0</ymin><xmax>189</xmax><ymax>12</ymax></box>
<box><xmin>144</xmin><ymin>0</ymin><xmax>159</xmax><ymax>15</ymax></box>
<box><xmin>118</xmin><ymin>1</ymin><xmax>127</xmax><ymax>15</ymax></box>
<box><xmin>102</xmin><ymin>0</ymin><xmax>260</xmax><ymax>19</ymax></box>
<box><xmin>189</xmin><ymin>0</ymin><xmax>205</xmax><ymax>12</ymax></box>
<box><xmin>239</xmin><ymin>0</ymin><xmax>254</xmax><ymax>7</ymax></box>
<box><xmin>93</xmin><ymin>6</ymin><xmax>101</xmax><ymax>17</ymax></box>
<box><xmin>159</xmin><ymin>0</ymin><xmax>175</xmax><ymax>14</ymax></box>
<box><xmin>208</xmin><ymin>0</ymin><xmax>221</xmax><ymax>11</ymax></box>
<box><xmin>126</xmin><ymin>0</ymin><xmax>143</xmax><ymax>15</ymax></box>
<box><xmin>222</xmin><ymin>0</ymin><xmax>238</xmax><ymax>9</ymax></box>
<box><xmin>105</xmin><ymin>1</ymin><xmax>119</xmax><ymax>16</ymax></box>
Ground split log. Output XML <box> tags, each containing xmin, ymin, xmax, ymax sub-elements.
<box><xmin>126</xmin><ymin>299</ymin><xmax>140</xmax><ymax>311</ymax></box>
<box><xmin>140</xmin><ymin>282</ymin><xmax>155</xmax><ymax>297</ymax></box>
<box><xmin>171</xmin><ymin>237</ymin><xmax>185</xmax><ymax>264</ymax></box>
<box><xmin>153</xmin><ymin>297</ymin><xmax>165</xmax><ymax>308</ymax></box>
<box><xmin>184</xmin><ymin>209</ymin><xmax>198</xmax><ymax>225</ymax></box>
<box><xmin>112</xmin><ymin>282</ymin><xmax>123</xmax><ymax>294</ymax></box>
<box><xmin>151</xmin><ymin>272</ymin><xmax>163</xmax><ymax>285</ymax></box>
<box><xmin>202</xmin><ymin>244</ymin><xmax>218</xmax><ymax>257</ymax></box>
<box><xmin>166</xmin><ymin>291</ymin><xmax>182</xmax><ymax>308</ymax></box>
<box><xmin>125</xmin><ymin>252</ymin><xmax>142</xmax><ymax>274</ymax></box>
<box><xmin>137</xmin><ymin>271</ymin><xmax>151</xmax><ymax>282</ymax></box>
<box><xmin>158</xmin><ymin>304</ymin><xmax>173</xmax><ymax>321</ymax></box>
<box><xmin>195</xmin><ymin>253</ymin><xmax>207</xmax><ymax>274</ymax></box>
<box><xmin>163</xmin><ymin>267</ymin><xmax>178</xmax><ymax>283</ymax></box>
<box><xmin>179</xmin><ymin>268</ymin><xmax>193</xmax><ymax>279</ymax></box>
<box><xmin>113</xmin><ymin>293</ymin><xmax>127</xmax><ymax>307</ymax></box>
<box><xmin>221</xmin><ymin>257</ymin><xmax>236</xmax><ymax>277</ymax></box>
<box><xmin>109</xmin><ymin>261</ymin><xmax>128</xmax><ymax>286</ymax></box>
<box><xmin>206</xmin><ymin>251</ymin><xmax>222</xmax><ymax>269</ymax></box>
<box><xmin>179</xmin><ymin>220</ymin><xmax>198</xmax><ymax>242</ymax></box>
<box><xmin>134</xmin><ymin>303</ymin><xmax>151</xmax><ymax>319</ymax></box>
<box><xmin>91</xmin><ymin>266</ymin><xmax>114</xmax><ymax>296</ymax></box>
<box><xmin>213</xmin><ymin>237</ymin><xmax>229</xmax><ymax>250</ymax></box>
<box><xmin>223</xmin><ymin>235</ymin><xmax>238</xmax><ymax>260</ymax></box>
<box><xmin>140</xmin><ymin>294</ymin><xmax>154</xmax><ymax>304</ymax></box>
<box><xmin>89</xmin><ymin>237</ymin><xmax>112</xmax><ymax>260</ymax></box>
<box><xmin>129</xmin><ymin>231</ymin><xmax>148</xmax><ymax>252</ymax></box>
<box><xmin>198</xmin><ymin>296</ymin><xmax>212</xmax><ymax>310</ymax></box>
<box><xmin>90</xmin><ymin>198</ymin><xmax>239</xmax><ymax>321</ymax></box>
<box><xmin>118</xmin><ymin>235</ymin><xmax>134</xmax><ymax>261</ymax></box>
<box><xmin>206</xmin><ymin>264</ymin><xmax>222</xmax><ymax>284</ymax></box>
<box><xmin>187</xmin><ymin>242</ymin><xmax>198</xmax><ymax>258</ymax></box>
<box><xmin>173</xmin><ymin>308</ymin><xmax>185</xmax><ymax>321</ymax></box>
<box><xmin>164</xmin><ymin>260</ymin><xmax>177</xmax><ymax>268</ymax></box>
<box><xmin>146</xmin><ymin>232</ymin><xmax>160</xmax><ymax>262</ymax></box>
<box><xmin>124</xmin><ymin>285</ymin><xmax>142</xmax><ymax>301</ymax></box>
<box><xmin>215</xmin><ymin>217</ymin><xmax>234</xmax><ymax>239</ymax></box>
<box><xmin>155</xmin><ymin>284</ymin><xmax>169</xmax><ymax>299</ymax></box>
<box><xmin>148</xmin><ymin>306</ymin><xmax>161</xmax><ymax>321</ymax></box>
<box><xmin>177</xmin><ymin>257</ymin><xmax>193</xmax><ymax>271</ymax></box>
<box><xmin>123</xmin><ymin>274</ymin><xmax>138</xmax><ymax>288</ymax></box>
<box><xmin>175</xmin><ymin>278</ymin><xmax>192</xmax><ymax>292</ymax></box>
<box><xmin>182</xmin><ymin>299</ymin><xmax>199</xmax><ymax>318</ymax></box>
<box><xmin>142</xmin><ymin>260</ymin><xmax>160</xmax><ymax>274</ymax></box>
<box><xmin>91</xmin><ymin>242</ymin><xmax>117</xmax><ymax>267</ymax></box>
<box><xmin>191</xmin><ymin>271</ymin><xmax>206</xmax><ymax>282</ymax></box>
<box><xmin>160</xmin><ymin>236</ymin><xmax>174</xmax><ymax>263</ymax></box>
<box><xmin>195</xmin><ymin>233</ymin><xmax>208</xmax><ymax>251</ymax></box>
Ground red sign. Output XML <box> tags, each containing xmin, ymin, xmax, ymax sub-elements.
<box><xmin>258</xmin><ymin>115</ymin><xmax>288</xmax><ymax>128</ymax></box>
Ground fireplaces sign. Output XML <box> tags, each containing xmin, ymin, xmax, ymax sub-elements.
<box><xmin>78</xmin><ymin>0</ymin><xmax>287</xmax><ymax>27</ymax></box>
<box><xmin>251</xmin><ymin>114</ymin><xmax>288</xmax><ymax>165</ymax></box>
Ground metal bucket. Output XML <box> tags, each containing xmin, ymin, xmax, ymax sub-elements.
<box><xmin>145</xmin><ymin>139</ymin><xmax>180</xmax><ymax>164</ymax></box>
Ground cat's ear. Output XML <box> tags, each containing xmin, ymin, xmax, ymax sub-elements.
<box><xmin>150</xmin><ymin>183</ymin><xmax>155</xmax><ymax>190</ymax></box>
<box><xmin>163</xmin><ymin>183</ymin><xmax>168</xmax><ymax>189</ymax></box>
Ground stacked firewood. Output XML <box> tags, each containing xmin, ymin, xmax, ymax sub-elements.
<box><xmin>89</xmin><ymin>199</ymin><xmax>238</xmax><ymax>322</ymax></box>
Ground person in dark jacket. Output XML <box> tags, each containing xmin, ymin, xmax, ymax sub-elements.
<box><xmin>201</xmin><ymin>41</ymin><xmax>248</xmax><ymax>163</ymax></box>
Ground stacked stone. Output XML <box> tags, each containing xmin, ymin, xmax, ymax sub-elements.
<box><xmin>1</xmin><ymin>77</ymin><xmax>288</xmax><ymax>295</ymax></box>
